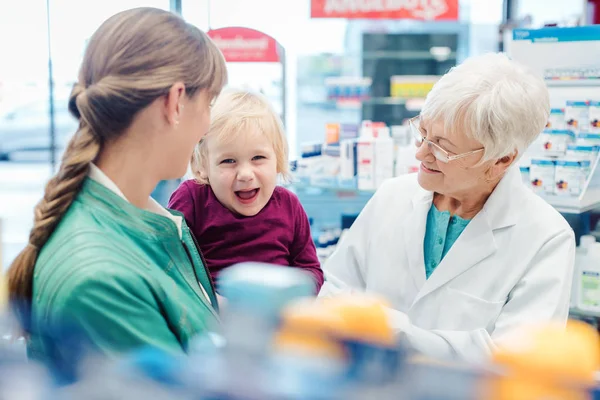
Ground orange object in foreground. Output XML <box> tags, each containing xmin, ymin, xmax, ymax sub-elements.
<box><xmin>274</xmin><ymin>293</ymin><xmax>395</xmax><ymax>359</ymax></box>
<box><xmin>483</xmin><ymin>320</ymin><xmax>600</xmax><ymax>400</ymax></box>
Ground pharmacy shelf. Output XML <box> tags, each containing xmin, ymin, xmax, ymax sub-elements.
<box><xmin>362</xmin><ymin>50</ymin><xmax>457</xmax><ymax>61</ymax></box>
<box><xmin>536</xmin><ymin>153</ymin><xmax>600</xmax><ymax>214</ymax></box>
<box><xmin>570</xmin><ymin>307</ymin><xmax>600</xmax><ymax>319</ymax></box>
<box><xmin>364</xmin><ymin>97</ymin><xmax>408</xmax><ymax>105</ymax></box>
<box><xmin>292</xmin><ymin>147</ymin><xmax>600</xmax><ymax>215</ymax></box>
<box><xmin>538</xmin><ymin>190</ymin><xmax>600</xmax><ymax>214</ymax></box>
<box><xmin>302</xmin><ymin>97</ymin><xmax>411</xmax><ymax>108</ymax></box>
<box><xmin>545</xmin><ymin>79</ymin><xmax>600</xmax><ymax>88</ymax></box>
<box><xmin>287</xmin><ymin>178</ymin><xmax>375</xmax><ymax>195</ymax></box>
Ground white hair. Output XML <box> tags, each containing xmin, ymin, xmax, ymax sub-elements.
<box><xmin>421</xmin><ymin>52</ymin><xmax>550</xmax><ymax>162</ymax></box>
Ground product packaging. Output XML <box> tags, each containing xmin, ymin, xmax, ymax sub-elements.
<box><xmin>573</xmin><ymin>235</ymin><xmax>596</xmax><ymax>308</ymax></box>
<box><xmin>357</xmin><ymin>140</ymin><xmax>375</xmax><ymax>190</ymax></box>
<box><xmin>300</xmin><ymin>142</ymin><xmax>323</xmax><ymax>158</ymax></box>
<box><xmin>578</xmin><ymin>242</ymin><xmax>600</xmax><ymax>312</ymax></box>
<box><xmin>325</xmin><ymin>77</ymin><xmax>372</xmax><ymax>103</ymax></box>
<box><xmin>589</xmin><ymin>101</ymin><xmax>600</xmax><ymax>133</ymax></box>
<box><xmin>340</xmin><ymin>124</ymin><xmax>359</xmax><ymax>140</ymax></box>
<box><xmin>546</xmin><ymin>108</ymin><xmax>565</xmax><ymax>130</ymax></box>
<box><xmin>577</xmin><ymin>132</ymin><xmax>600</xmax><ymax>147</ymax></box>
<box><xmin>554</xmin><ymin>158</ymin><xmax>590</xmax><ymax>196</ymax></box>
<box><xmin>357</xmin><ymin>121</ymin><xmax>376</xmax><ymax>191</ymax></box>
<box><xmin>325</xmin><ymin>123</ymin><xmax>340</xmax><ymax>144</ymax></box>
<box><xmin>374</xmin><ymin>126</ymin><xmax>394</xmax><ymax>187</ymax></box>
<box><xmin>539</xmin><ymin>129</ymin><xmax>575</xmax><ymax>156</ymax></box>
<box><xmin>519</xmin><ymin>166</ymin><xmax>530</xmax><ymax>187</ymax></box>
<box><xmin>390</xmin><ymin>75</ymin><xmax>438</xmax><ymax>98</ymax></box>
<box><xmin>566</xmin><ymin>144</ymin><xmax>599</xmax><ymax>163</ymax></box>
<box><xmin>296</xmin><ymin>143</ymin><xmax>325</xmax><ymax>183</ymax></box>
<box><xmin>339</xmin><ymin>139</ymin><xmax>358</xmax><ymax>179</ymax></box>
<box><xmin>391</xmin><ymin>125</ymin><xmax>411</xmax><ymax>147</ymax></box>
<box><xmin>565</xmin><ymin>101</ymin><xmax>590</xmax><ymax>133</ymax></box>
<box><xmin>529</xmin><ymin>158</ymin><xmax>556</xmax><ymax>194</ymax></box>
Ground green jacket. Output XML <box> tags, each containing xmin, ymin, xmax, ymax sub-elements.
<box><xmin>29</xmin><ymin>178</ymin><xmax>220</xmax><ymax>362</ymax></box>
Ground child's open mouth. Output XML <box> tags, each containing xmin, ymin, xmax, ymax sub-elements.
<box><xmin>235</xmin><ymin>188</ymin><xmax>259</xmax><ymax>204</ymax></box>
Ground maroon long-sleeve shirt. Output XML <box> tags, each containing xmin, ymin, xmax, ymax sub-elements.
<box><xmin>168</xmin><ymin>180</ymin><xmax>323</xmax><ymax>293</ymax></box>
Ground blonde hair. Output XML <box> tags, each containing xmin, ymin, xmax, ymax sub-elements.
<box><xmin>191</xmin><ymin>89</ymin><xmax>290</xmax><ymax>184</ymax></box>
<box><xmin>7</xmin><ymin>7</ymin><xmax>227</xmax><ymax>327</ymax></box>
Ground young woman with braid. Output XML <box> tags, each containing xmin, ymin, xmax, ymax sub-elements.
<box><xmin>6</xmin><ymin>7</ymin><xmax>227</xmax><ymax>361</ymax></box>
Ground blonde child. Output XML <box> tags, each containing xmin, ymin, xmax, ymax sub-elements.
<box><xmin>168</xmin><ymin>89</ymin><xmax>323</xmax><ymax>292</ymax></box>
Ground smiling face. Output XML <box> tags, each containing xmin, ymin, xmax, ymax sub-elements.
<box><xmin>206</xmin><ymin>128</ymin><xmax>278</xmax><ymax>216</ymax></box>
<box><xmin>415</xmin><ymin>118</ymin><xmax>495</xmax><ymax>197</ymax></box>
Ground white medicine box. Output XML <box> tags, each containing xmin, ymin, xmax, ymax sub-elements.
<box><xmin>565</xmin><ymin>101</ymin><xmax>590</xmax><ymax>133</ymax></box>
<box><xmin>357</xmin><ymin>138</ymin><xmax>376</xmax><ymax>191</ymax></box>
<box><xmin>546</xmin><ymin>108</ymin><xmax>565</xmax><ymax>130</ymax></box>
<box><xmin>539</xmin><ymin>130</ymin><xmax>575</xmax><ymax>156</ymax></box>
<box><xmin>530</xmin><ymin>158</ymin><xmax>556</xmax><ymax>194</ymax></box>
<box><xmin>555</xmin><ymin>159</ymin><xmax>591</xmax><ymax>196</ymax></box>
<box><xmin>590</xmin><ymin>101</ymin><xmax>600</xmax><ymax>133</ymax></box>
<box><xmin>566</xmin><ymin>144</ymin><xmax>599</xmax><ymax>163</ymax></box>
<box><xmin>577</xmin><ymin>133</ymin><xmax>600</xmax><ymax>146</ymax></box>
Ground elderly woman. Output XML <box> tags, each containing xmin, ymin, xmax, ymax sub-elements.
<box><xmin>319</xmin><ymin>53</ymin><xmax>575</xmax><ymax>361</ymax></box>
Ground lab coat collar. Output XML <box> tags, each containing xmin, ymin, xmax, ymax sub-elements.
<box><xmin>410</xmin><ymin>165</ymin><xmax>521</xmax><ymax>230</ymax></box>
<box><xmin>405</xmin><ymin>166</ymin><xmax>523</xmax><ymax>304</ymax></box>
<box><xmin>479</xmin><ymin>165</ymin><xmax>521</xmax><ymax>230</ymax></box>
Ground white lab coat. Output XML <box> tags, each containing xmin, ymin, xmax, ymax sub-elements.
<box><xmin>319</xmin><ymin>167</ymin><xmax>575</xmax><ymax>361</ymax></box>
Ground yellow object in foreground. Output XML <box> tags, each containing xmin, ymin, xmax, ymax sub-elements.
<box><xmin>485</xmin><ymin>320</ymin><xmax>600</xmax><ymax>400</ymax></box>
<box><xmin>0</xmin><ymin>272</ymin><xmax>7</xmax><ymax>312</ymax></box>
<box><xmin>274</xmin><ymin>293</ymin><xmax>395</xmax><ymax>358</ymax></box>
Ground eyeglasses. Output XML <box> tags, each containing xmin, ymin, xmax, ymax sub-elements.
<box><xmin>408</xmin><ymin>116</ymin><xmax>484</xmax><ymax>163</ymax></box>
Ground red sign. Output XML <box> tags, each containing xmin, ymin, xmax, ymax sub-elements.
<box><xmin>310</xmin><ymin>0</ymin><xmax>459</xmax><ymax>20</ymax></box>
<box><xmin>208</xmin><ymin>27</ymin><xmax>281</xmax><ymax>63</ymax></box>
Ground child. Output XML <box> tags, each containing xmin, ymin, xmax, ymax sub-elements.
<box><xmin>168</xmin><ymin>89</ymin><xmax>323</xmax><ymax>293</ymax></box>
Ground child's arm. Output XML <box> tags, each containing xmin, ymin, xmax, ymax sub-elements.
<box><xmin>289</xmin><ymin>197</ymin><xmax>324</xmax><ymax>294</ymax></box>
<box><xmin>168</xmin><ymin>181</ymin><xmax>197</xmax><ymax>231</ymax></box>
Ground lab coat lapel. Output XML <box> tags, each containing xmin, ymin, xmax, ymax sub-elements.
<box><xmin>413</xmin><ymin>211</ymin><xmax>497</xmax><ymax>304</ymax></box>
<box><xmin>402</xmin><ymin>185</ymin><xmax>433</xmax><ymax>294</ymax></box>
<box><xmin>411</xmin><ymin>166</ymin><xmax>521</xmax><ymax>305</ymax></box>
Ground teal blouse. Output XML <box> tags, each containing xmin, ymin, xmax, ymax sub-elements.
<box><xmin>423</xmin><ymin>204</ymin><xmax>471</xmax><ymax>279</ymax></box>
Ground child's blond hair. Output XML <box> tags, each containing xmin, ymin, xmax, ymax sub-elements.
<box><xmin>191</xmin><ymin>89</ymin><xmax>290</xmax><ymax>184</ymax></box>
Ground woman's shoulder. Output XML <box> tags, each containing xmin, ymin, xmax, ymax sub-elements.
<box><xmin>35</xmin><ymin>203</ymin><xmax>156</xmax><ymax>277</ymax></box>
<box><xmin>515</xmin><ymin>184</ymin><xmax>572</xmax><ymax>233</ymax></box>
<box><xmin>37</xmin><ymin>221</ymin><xmax>149</xmax><ymax>276</ymax></box>
<box><xmin>379</xmin><ymin>173</ymin><xmax>421</xmax><ymax>193</ymax></box>
<box><xmin>371</xmin><ymin>174</ymin><xmax>422</xmax><ymax>206</ymax></box>
<box><xmin>34</xmin><ymin>236</ymin><xmax>151</xmax><ymax>311</ymax></box>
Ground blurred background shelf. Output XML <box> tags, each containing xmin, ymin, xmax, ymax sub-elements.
<box><xmin>570</xmin><ymin>307</ymin><xmax>600</xmax><ymax>319</ymax></box>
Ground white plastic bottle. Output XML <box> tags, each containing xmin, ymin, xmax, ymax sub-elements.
<box><xmin>572</xmin><ymin>235</ymin><xmax>596</xmax><ymax>308</ymax></box>
<box><xmin>374</xmin><ymin>126</ymin><xmax>395</xmax><ymax>187</ymax></box>
<box><xmin>357</xmin><ymin>121</ymin><xmax>376</xmax><ymax>191</ymax></box>
<box><xmin>577</xmin><ymin>240</ymin><xmax>600</xmax><ymax>312</ymax></box>
<box><xmin>395</xmin><ymin>142</ymin><xmax>418</xmax><ymax>176</ymax></box>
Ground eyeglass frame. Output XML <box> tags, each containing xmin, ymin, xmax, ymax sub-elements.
<box><xmin>408</xmin><ymin>116</ymin><xmax>484</xmax><ymax>163</ymax></box>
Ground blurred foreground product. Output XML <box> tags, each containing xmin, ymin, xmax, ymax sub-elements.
<box><xmin>0</xmin><ymin>292</ymin><xmax>52</xmax><ymax>400</ymax></box>
<box><xmin>56</xmin><ymin>351</ymin><xmax>188</xmax><ymax>400</ymax></box>
<box><xmin>186</xmin><ymin>262</ymin><xmax>315</xmax><ymax>399</ymax></box>
<box><xmin>486</xmin><ymin>320</ymin><xmax>600</xmax><ymax>400</ymax></box>
<box><xmin>217</xmin><ymin>262</ymin><xmax>316</xmax><ymax>354</ymax></box>
<box><xmin>272</xmin><ymin>293</ymin><xmax>407</xmax><ymax>399</ymax></box>
<box><xmin>404</xmin><ymin>356</ymin><xmax>482</xmax><ymax>400</ymax></box>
